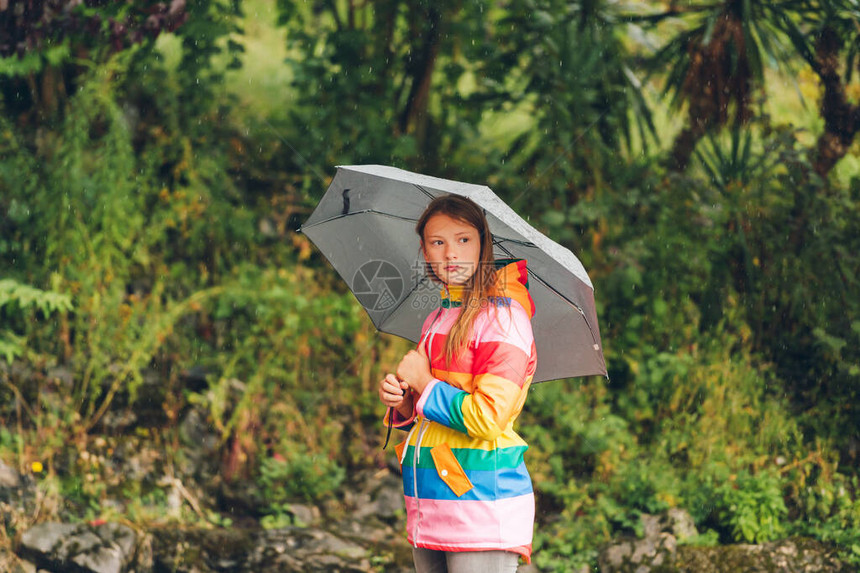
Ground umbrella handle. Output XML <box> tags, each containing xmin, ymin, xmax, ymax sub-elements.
<box><xmin>382</xmin><ymin>388</ymin><xmax>408</xmax><ymax>450</ymax></box>
<box><xmin>382</xmin><ymin>406</ymin><xmax>395</xmax><ymax>450</ymax></box>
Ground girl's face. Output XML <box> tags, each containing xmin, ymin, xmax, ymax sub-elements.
<box><xmin>421</xmin><ymin>213</ymin><xmax>482</xmax><ymax>286</ymax></box>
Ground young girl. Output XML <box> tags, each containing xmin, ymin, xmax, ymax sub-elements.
<box><xmin>378</xmin><ymin>194</ymin><xmax>538</xmax><ymax>573</ymax></box>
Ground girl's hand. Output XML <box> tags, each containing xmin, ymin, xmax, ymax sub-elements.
<box><xmin>379</xmin><ymin>373</ymin><xmax>409</xmax><ymax>408</ymax></box>
<box><xmin>396</xmin><ymin>345</ymin><xmax>433</xmax><ymax>395</ymax></box>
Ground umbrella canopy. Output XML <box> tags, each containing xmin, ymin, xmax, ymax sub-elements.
<box><xmin>301</xmin><ymin>165</ymin><xmax>607</xmax><ymax>382</ymax></box>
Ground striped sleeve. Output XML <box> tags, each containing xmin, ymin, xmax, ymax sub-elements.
<box><xmin>417</xmin><ymin>303</ymin><xmax>535</xmax><ymax>441</ymax></box>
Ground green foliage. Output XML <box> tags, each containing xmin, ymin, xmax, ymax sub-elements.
<box><xmin>798</xmin><ymin>490</ymin><xmax>860</xmax><ymax>566</ymax></box>
<box><xmin>0</xmin><ymin>279</ymin><xmax>72</xmax><ymax>362</ymax></box>
<box><xmin>782</xmin><ymin>463</ymin><xmax>860</xmax><ymax>566</ymax></box>
<box><xmin>496</xmin><ymin>0</ymin><xmax>656</xmax><ymax>160</ymax></box>
<box><xmin>714</xmin><ymin>470</ymin><xmax>788</xmax><ymax>543</ymax></box>
<box><xmin>275</xmin><ymin>0</ymin><xmax>446</xmax><ymax>172</ymax></box>
<box><xmin>0</xmin><ymin>0</ymin><xmax>263</xmax><ymax>426</ymax></box>
<box><xmin>9</xmin><ymin>67</ymin><xmax>226</xmax><ymax>428</ymax></box>
<box><xmin>259</xmin><ymin>447</ymin><xmax>345</xmax><ymax>506</ymax></box>
<box><xmin>169</xmin><ymin>0</ymin><xmax>245</xmax><ymax>112</ymax></box>
<box><xmin>515</xmin><ymin>115</ymin><xmax>858</xmax><ymax>565</ymax></box>
<box><xmin>647</xmin><ymin>0</ymin><xmax>797</xmax><ymax>112</ymax></box>
<box><xmin>771</xmin><ymin>0</ymin><xmax>860</xmax><ymax>76</ymax></box>
<box><xmin>521</xmin><ymin>336</ymin><xmax>812</xmax><ymax>565</ymax></box>
<box><xmin>0</xmin><ymin>44</ymin><xmax>70</xmax><ymax>77</ymax></box>
<box><xmin>182</xmin><ymin>262</ymin><xmax>381</xmax><ymax>484</ymax></box>
<box><xmin>0</xmin><ymin>279</ymin><xmax>71</xmax><ymax>315</ymax></box>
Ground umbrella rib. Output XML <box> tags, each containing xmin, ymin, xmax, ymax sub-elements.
<box><xmin>299</xmin><ymin>209</ymin><xmax>419</xmax><ymax>231</ymax></box>
<box><xmin>493</xmin><ymin>243</ymin><xmax>602</xmax><ymax>349</ymax></box>
<box><xmin>533</xmin><ymin>272</ymin><xmax>602</xmax><ymax>349</ymax></box>
<box><xmin>412</xmin><ymin>184</ymin><xmax>438</xmax><ymax>200</ymax></box>
<box><xmin>375</xmin><ymin>274</ymin><xmax>437</xmax><ymax>336</ymax></box>
<box><xmin>492</xmin><ymin>236</ymin><xmax>538</xmax><ymax>249</ymax></box>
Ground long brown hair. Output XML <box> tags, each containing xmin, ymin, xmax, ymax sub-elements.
<box><xmin>416</xmin><ymin>195</ymin><xmax>496</xmax><ymax>367</ymax></box>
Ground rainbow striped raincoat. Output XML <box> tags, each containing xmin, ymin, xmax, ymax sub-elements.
<box><xmin>386</xmin><ymin>259</ymin><xmax>538</xmax><ymax>562</ymax></box>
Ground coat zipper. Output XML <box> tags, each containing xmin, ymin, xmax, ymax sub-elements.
<box><xmin>412</xmin><ymin>304</ymin><xmax>445</xmax><ymax>546</ymax></box>
<box><xmin>412</xmin><ymin>419</ymin><xmax>428</xmax><ymax>544</ymax></box>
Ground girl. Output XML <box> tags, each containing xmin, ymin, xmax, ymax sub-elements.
<box><xmin>378</xmin><ymin>194</ymin><xmax>538</xmax><ymax>573</ymax></box>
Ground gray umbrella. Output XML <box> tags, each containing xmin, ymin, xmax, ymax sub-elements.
<box><xmin>301</xmin><ymin>164</ymin><xmax>606</xmax><ymax>382</ymax></box>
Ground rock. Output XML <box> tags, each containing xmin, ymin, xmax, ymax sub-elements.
<box><xmin>640</xmin><ymin>513</ymin><xmax>662</xmax><ymax>539</ymax></box>
<box><xmin>0</xmin><ymin>459</ymin><xmax>20</xmax><ymax>489</ymax></box>
<box><xmin>368</xmin><ymin>474</ymin><xmax>405</xmax><ymax>521</ymax></box>
<box><xmin>600</xmin><ymin>515</ymin><xmax>846</xmax><ymax>573</ymax></box>
<box><xmin>46</xmin><ymin>366</ymin><xmax>74</xmax><ymax>388</ymax></box>
<box><xmin>666</xmin><ymin>508</ymin><xmax>698</xmax><ymax>541</ymax></box>
<box><xmin>599</xmin><ymin>531</ymin><xmax>677</xmax><ymax>572</ymax></box>
<box><xmin>0</xmin><ymin>463</ymin><xmax>38</xmax><ymax>544</ymax></box>
<box><xmin>100</xmin><ymin>409</ymin><xmax>138</xmax><ymax>432</ymax></box>
<box><xmin>150</xmin><ymin>527</ymin><xmax>256</xmax><ymax>573</ymax></box>
<box><xmin>151</xmin><ymin>526</ymin><xmax>375</xmax><ymax>573</ymax></box>
<box><xmin>600</xmin><ymin>511</ymin><xmax>687</xmax><ymax>572</ymax></box>
<box><xmin>114</xmin><ymin>441</ymin><xmax>160</xmax><ymax>484</ymax></box>
<box><xmin>0</xmin><ymin>548</ymin><xmax>36</xmax><ymax>573</ymax></box>
<box><xmin>288</xmin><ymin>503</ymin><xmax>321</xmax><ymax>526</ymax></box>
<box><xmin>259</xmin><ymin>217</ymin><xmax>278</xmax><ymax>238</ymax></box>
<box><xmin>217</xmin><ymin>477</ymin><xmax>266</xmax><ymax>517</ymax></box>
<box><xmin>641</xmin><ymin>509</ymin><xmax>698</xmax><ymax>543</ymax></box>
<box><xmin>255</xmin><ymin>527</ymin><xmax>372</xmax><ymax>571</ymax></box>
<box><xmin>20</xmin><ymin>522</ymin><xmax>137</xmax><ymax>573</ymax></box>
<box><xmin>20</xmin><ymin>522</ymin><xmax>77</xmax><ymax>556</ymax></box>
<box><xmin>331</xmin><ymin>516</ymin><xmax>395</xmax><ymax>546</ymax></box>
<box><xmin>178</xmin><ymin>406</ymin><xmax>221</xmax><ymax>482</ymax></box>
<box><xmin>180</xmin><ymin>365</ymin><xmax>211</xmax><ymax>392</ymax></box>
<box><xmin>350</xmin><ymin>469</ymin><xmax>404</xmax><ymax>522</ymax></box>
<box><xmin>179</xmin><ymin>408</ymin><xmax>219</xmax><ymax>455</ymax></box>
<box><xmin>674</xmin><ymin>538</ymin><xmax>847</xmax><ymax>573</ymax></box>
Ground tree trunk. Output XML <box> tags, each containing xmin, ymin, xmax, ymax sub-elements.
<box><xmin>668</xmin><ymin>121</ymin><xmax>707</xmax><ymax>171</ymax></box>
<box><xmin>399</xmin><ymin>5</ymin><xmax>443</xmax><ymax>148</ymax></box>
<box><xmin>813</xmin><ymin>26</ymin><xmax>860</xmax><ymax>178</ymax></box>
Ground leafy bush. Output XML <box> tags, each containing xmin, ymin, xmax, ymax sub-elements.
<box><xmin>0</xmin><ymin>279</ymin><xmax>72</xmax><ymax>363</ymax></box>
<box><xmin>259</xmin><ymin>446</ymin><xmax>345</xmax><ymax>506</ymax></box>
<box><xmin>714</xmin><ymin>469</ymin><xmax>788</xmax><ymax>543</ymax></box>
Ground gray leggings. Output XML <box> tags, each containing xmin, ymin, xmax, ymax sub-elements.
<box><xmin>412</xmin><ymin>547</ymin><xmax>520</xmax><ymax>573</ymax></box>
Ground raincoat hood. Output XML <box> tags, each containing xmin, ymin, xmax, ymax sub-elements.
<box><xmin>440</xmin><ymin>259</ymin><xmax>536</xmax><ymax>319</ymax></box>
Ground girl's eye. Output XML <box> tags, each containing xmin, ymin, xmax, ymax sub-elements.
<box><xmin>432</xmin><ymin>240</ymin><xmax>444</xmax><ymax>246</ymax></box>
<box><xmin>459</xmin><ymin>237</ymin><xmax>469</xmax><ymax>243</ymax></box>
